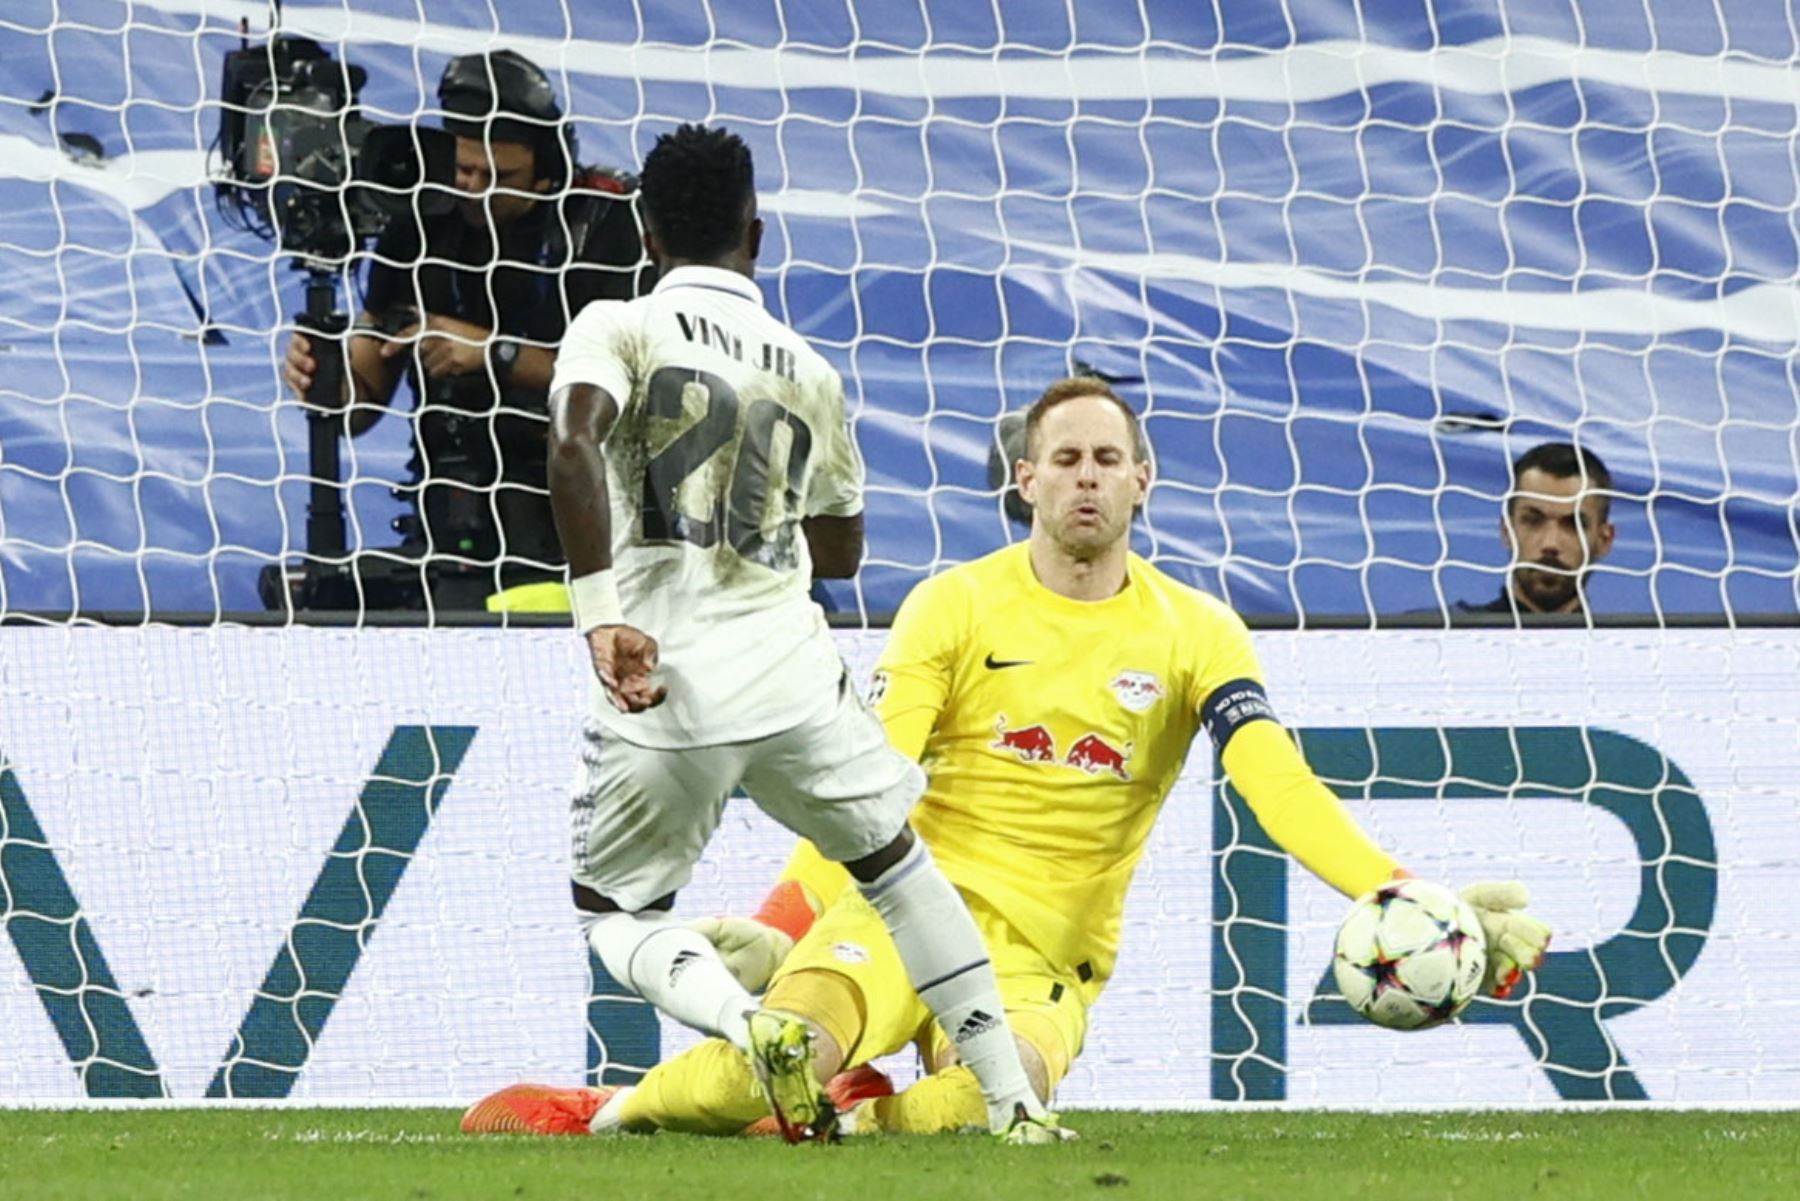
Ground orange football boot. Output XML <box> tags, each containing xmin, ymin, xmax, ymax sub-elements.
<box><xmin>460</xmin><ymin>1083</ymin><xmax>617</xmax><ymax>1135</ymax></box>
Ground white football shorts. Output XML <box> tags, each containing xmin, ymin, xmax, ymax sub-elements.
<box><xmin>569</xmin><ymin>675</ymin><xmax>924</xmax><ymax>912</ymax></box>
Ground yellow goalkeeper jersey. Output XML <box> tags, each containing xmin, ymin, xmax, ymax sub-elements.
<box><xmin>790</xmin><ymin>543</ymin><xmax>1396</xmax><ymax>989</ymax></box>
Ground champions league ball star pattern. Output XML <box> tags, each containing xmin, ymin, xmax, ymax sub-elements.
<box><xmin>1333</xmin><ymin>879</ymin><xmax>1488</xmax><ymax>1032</ymax></box>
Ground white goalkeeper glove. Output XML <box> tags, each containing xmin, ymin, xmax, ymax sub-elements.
<box><xmin>687</xmin><ymin>915</ymin><xmax>794</xmax><ymax>994</ymax></box>
<box><xmin>1460</xmin><ymin>881</ymin><xmax>1552</xmax><ymax>999</ymax></box>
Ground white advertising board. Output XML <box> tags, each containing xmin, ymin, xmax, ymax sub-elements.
<box><xmin>0</xmin><ymin>627</ymin><xmax>1794</xmax><ymax>1107</ymax></box>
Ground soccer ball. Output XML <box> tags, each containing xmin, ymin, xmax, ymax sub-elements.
<box><xmin>1332</xmin><ymin>879</ymin><xmax>1487</xmax><ymax>1030</ymax></box>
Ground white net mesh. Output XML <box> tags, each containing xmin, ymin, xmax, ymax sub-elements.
<box><xmin>0</xmin><ymin>1</ymin><xmax>1797</xmax><ymax>1106</ymax></box>
<box><xmin>3</xmin><ymin>626</ymin><xmax>1795</xmax><ymax>1105</ymax></box>
<box><xmin>3</xmin><ymin>2</ymin><xmax>1796</xmax><ymax>620</ymax></box>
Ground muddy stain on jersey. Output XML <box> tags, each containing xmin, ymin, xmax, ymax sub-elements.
<box><xmin>602</xmin><ymin>323</ymin><xmax>850</xmax><ymax>590</ymax></box>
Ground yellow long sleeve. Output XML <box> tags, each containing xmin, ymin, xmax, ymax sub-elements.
<box><xmin>1220</xmin><ymin>720</ymin><xmax>1397</xmax><ymax>898</ymax></box>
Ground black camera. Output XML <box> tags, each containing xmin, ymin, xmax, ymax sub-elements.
<box><xmin>215</xmin><ymin>34</ymin><xmax>458</xmax><ymax>263</ymax></box>
<box><xmin>220</xmin><ymin>33</ymin><xmax>647</xmax><ymax>613</ymax></box>
<box><xmin>215</xmin><ymin>33</ymin><xmax>462</xmax><ymax>612</ymax></box>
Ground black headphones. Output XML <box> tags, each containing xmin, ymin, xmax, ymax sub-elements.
<box><xmin>437</xmin><ymin>50</ymin><xmax>577</xmax><ymax>189</ymax></box>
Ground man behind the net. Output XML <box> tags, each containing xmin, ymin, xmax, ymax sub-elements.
<box><xmin>507</xmin><ymin>122</ymin><xmax>1063</xmax><ymax>1144</ymax></box>
<box><xmin>1459</xmin><ymin>441</ymin><xmax>1617</xmax><ymax>616</ymax></box>
<box><xmin>467</xmin><ymin>376</ymin><xmax>1553</xmax><ymax>1137</ymax></box>
<box><xmin>281</xmin><ymin>50</ymin><xmax>646</xmax><ymax>610</ymax></box>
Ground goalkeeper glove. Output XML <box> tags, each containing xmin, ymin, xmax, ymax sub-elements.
<box><xmin>687</xmin><ymin>915</ymin><xmax>794</xmax><ymax>994</ymax></box>
<box><xmin>688</xmin><ymin>879</ymin><xmax>820</xmax><ymax>993</ymax></box>
<box><xmin>1460</xmin><ymin>881</ymin><xmax>1552</xmax><ymax>999</ymax></box>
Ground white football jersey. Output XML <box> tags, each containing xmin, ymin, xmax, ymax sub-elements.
<box><xmin>551</xmin><ymin>265</ymin><xmax>863</xmax><ymax>748</ymax></box>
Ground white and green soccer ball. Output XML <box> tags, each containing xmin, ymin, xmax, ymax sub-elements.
<box><xmin>1332</xmin><ymin>878</ymin><xmax>1488</xmax><ymax>1031</ymax></box>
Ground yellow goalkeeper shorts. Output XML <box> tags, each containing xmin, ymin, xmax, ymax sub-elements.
<box><xmin>769</xmin><ymin>887</ymin><xmax>1089</xmax><ymax>1090</ymax></box>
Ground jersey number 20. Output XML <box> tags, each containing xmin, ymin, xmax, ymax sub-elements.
<box><xmin>640</xmin><ymin>365</ymin><xmax>814</xmax><ymax>571</ymax></box>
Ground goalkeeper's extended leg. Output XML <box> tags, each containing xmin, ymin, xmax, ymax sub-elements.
<box><xmin>587</xmin><ymin>905</ymin><xmax>840</xmax><ymax>1134</ymax></box>
<box><xmin>460</xmin><ymin>1041</ymin><xmax>777</xmax><ymax>1138</ymax></box>
<box><xmin>847</xmin><ymin>829</ymin><xmax>1069</xmax><ymax>1139</ymax></box>
<box><xmin>856</xmin><ymin>1065</ymin><xmax>985</xmax><ymax>1133</ymax></box>
<box><xmin>619</xmin><ymin>965</ymin><xmax>872</xmax><ymax>1140</ymax></box>
<box><xmin>844</xmin><ymin>1021</ymin><xmax>1066</xmax><ymax>1140</ymax></box>
<box><xmin>462</xmin><ymin>1083</ymin><xmax>620</xmax><ymax>1135</ymax></box>
<box><xmin>848</xmin><ymin>1066</ymin><xmax>1074</xmax><ymax>1143</ymax></box>
<box><xmin>611</xmin><ymin>1037</ymin><xmax>771</xmax><ymax>1135</ymax></box>
<box><xmin>466</xmin><ymin>1038</ymin><xmax>795</xmax><ymax>1138</ymax></box>
<box><xmin>480</xmin><ymin>968</ymin><xmax>870</xmax><ymax>1142</ymax></box>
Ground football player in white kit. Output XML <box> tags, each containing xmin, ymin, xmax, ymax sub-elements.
<box><xmin>530</xmin><ymin>124</ymin><xmax>1066</xmax><ymax>1144</ymax></box>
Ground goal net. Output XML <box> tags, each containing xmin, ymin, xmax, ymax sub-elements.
<box><xmin>0</xmin><ymin>1</ymin><xmax>1795</xmax><ymax>1107</ymax></box>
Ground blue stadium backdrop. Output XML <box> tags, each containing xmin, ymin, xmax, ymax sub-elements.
<box><xmin>2</xmin><ymin>0</ymin><xmax>1798</xmax><ymax>618</ymax></box>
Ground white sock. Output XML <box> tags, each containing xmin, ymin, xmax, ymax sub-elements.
<box><xmin>583</xmin><ymin>911</ymin><xmax>754</xmax><ymax>1050</ymax></box>
<box><xmin>588</xmin><ymin>1085</ymin><xmax>635</xmax><ymax>1133</ymax></box>
<box><xmin>856</xmin><ymin>837</ymin><xmax>1043</xmax><ymax>1130</ymax></box>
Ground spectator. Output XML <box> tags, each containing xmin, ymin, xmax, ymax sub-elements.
<box><xmin>1460</xmin><ymin>441</ymin><xmax>1616</xmax><ymax>616</ymax></box>
<box><xmin>282</xmin><ymin>50</ymin><xmax>648</xmax><ymax>609</ymax></box>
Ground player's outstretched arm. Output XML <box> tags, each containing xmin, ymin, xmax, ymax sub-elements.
<box><xmin>1217</xmin><ymin>718</ymin><xmax>1398</xmax><ymax>898</ymax></box>
<box><xmin>1218</xmin><ymin>716</ymin><xmax>1550</xmax><ymax>997</ymax></box>
<box><xmin>549</xmin><ymin>381</ymin><xmax>665</xmax><ymax>713</ymax></box>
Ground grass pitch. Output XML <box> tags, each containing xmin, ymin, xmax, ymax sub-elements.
<box><xmin>2</xmin><ymin>1108</ymin><xmax>1795</xmax><ymax>1201</ymax></box>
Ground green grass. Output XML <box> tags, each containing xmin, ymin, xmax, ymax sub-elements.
<box><xmin>2</xmin><ymin>1109</ymin><xmax>1796</xmax><ymax>1201</ymax></box>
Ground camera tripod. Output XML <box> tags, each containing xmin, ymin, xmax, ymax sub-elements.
<box><xmin>257</xmin><ymin>263</ymin><xmax>362</xmax><ymax>613</ymax></box>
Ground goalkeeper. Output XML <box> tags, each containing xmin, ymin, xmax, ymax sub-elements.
<box><xmin>464</xmin><ymin>377</ymin><xmax>1552</xmax><ymax>1138</ymax></box>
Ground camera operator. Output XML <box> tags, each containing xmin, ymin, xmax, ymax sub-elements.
<box><xmin>281</xmin><ymin>50</ymin><xmax>648</xmax><ymax>610</ymax></box>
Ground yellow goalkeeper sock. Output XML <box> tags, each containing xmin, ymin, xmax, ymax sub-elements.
<box><xmin>861</xmin><ymin>1065</ymin><xmax>986</xmax><ymax>1134</ymax></box>
<box><xmin>617</xmin><ymin>1039</ymin><xmax>767</xmax><ymax>1135</ymax></box>
<box><xmin>619</xmin><ymin>972</ymin><xmax>871</xmax><ymax>1137</ymax></box>
<box><xmin>763</xmin><ymin>968</ymin><xmax>867</xmax><ymax>1068</ymax></box>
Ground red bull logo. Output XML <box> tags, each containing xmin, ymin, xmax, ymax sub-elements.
<box><xmin>992</xmin><ymin>716</ymin><xmax>1133</xmax><ymax>780</ymax></box>
<box><xmin>1065</xmin><ymin>732</ymin><xmax>1133</xmax><ymax>780</ymax></box>
<box><xmin>992</xmin><ymin>716</ymin><xmax>1057</xmax><ymax>763</ymax></box>
<box><xmin>1109</xmin><ymin>670</ymin><xmax>1165</xmax><ymax>713</ymax></box>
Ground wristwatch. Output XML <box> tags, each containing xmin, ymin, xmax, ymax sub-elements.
<box><xmin>490</xmin><ymin>337</ymin><xmax>522</xmax><ymax>386</ymax></box>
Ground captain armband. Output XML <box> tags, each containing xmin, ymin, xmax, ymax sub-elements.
<box><xmin>1199</xmin><ymin>678</ymin><xmax>1280</xmax><ymax>752</ymax></box>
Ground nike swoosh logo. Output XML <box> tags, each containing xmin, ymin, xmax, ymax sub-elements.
<box><xmin>984</xmin><ymin>653</ymin><xmax>1033</xmax><ymax>670</ymax></box>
